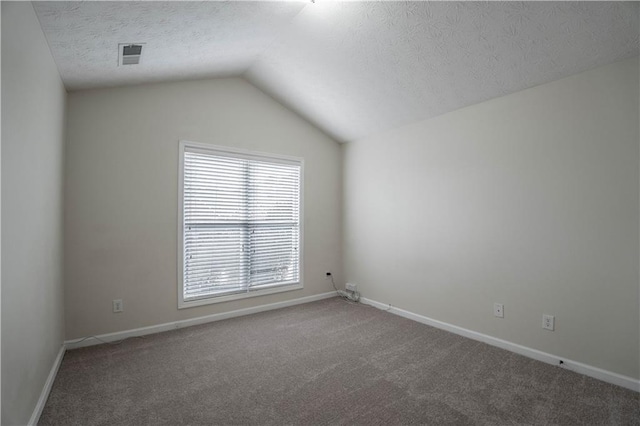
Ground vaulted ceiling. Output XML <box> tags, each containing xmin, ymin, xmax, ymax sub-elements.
<box><xmin>33</xmin><ymin>1</ymin><xmax>639</xmax><ymax>142</ymax></box>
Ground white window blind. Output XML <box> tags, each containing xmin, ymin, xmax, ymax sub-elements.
<box><xmin>179</xmin><ymin>142</ymin><xmax>302</xmax><ymax>305</ymax></box>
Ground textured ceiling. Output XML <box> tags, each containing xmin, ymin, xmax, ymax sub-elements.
<box><xmin>33</xmin><ymin>1</ymin><xmax>305</xmax><ymax>89</ymax></box>
<box><xmin>34</xmin><ymin>1</ymin><xmax>639</xmax><ymax>143</ymax></box>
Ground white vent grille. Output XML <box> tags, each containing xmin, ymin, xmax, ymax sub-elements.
<box><xmin>118</xmin><ymin>43</ymin><xmax>145</xmax><ymax>66</ymax></box>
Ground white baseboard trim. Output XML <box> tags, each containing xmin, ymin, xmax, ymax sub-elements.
<box><xmin>29</xmin><ymin>344</ymin><xmax>66</xmax><ymax>426</ymax></box>
<box><xmin>65</xmin><ymin>291</ymin><xmax>338</xmax><ymax>350</ymax></box>
<box><xmin>360</xmin><ymin>297</ymin><xmax>639</xmax><ymax>393</ymax></box>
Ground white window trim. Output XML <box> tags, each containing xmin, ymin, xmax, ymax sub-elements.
<box><xmin>177</xmin><ymin>140</ymin><xmax>305</xmax><ymax>309</ymax></box>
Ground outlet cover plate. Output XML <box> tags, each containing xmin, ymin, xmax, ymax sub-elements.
<box><xmin>493</xmin><ymin>303</ymin><xmax>504</xmax><ymax>318</ymax></box>
<box><xmin>113</xmin><ymin>299</ymin><xmax>123</xmax><ymax>313</ymax></box>
<box><xmin>543</xmin><ymin>314</ymin><xmax>555</xmax><ymax>331</ymax></box>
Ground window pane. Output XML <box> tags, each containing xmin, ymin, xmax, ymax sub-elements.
<box><xmin>249</xmin><ymin>225</ymin><xmax>299</xmax><ymax>287</ymax></box>
<box><xmin>184</xmin><ymin>226</ymin><xmax>248</xmax><ymax>298</ymax></box>
<box><xmin>183</xmin><ymin>152</ymin><xmax>247</xmax><ymax>224</ymax></box>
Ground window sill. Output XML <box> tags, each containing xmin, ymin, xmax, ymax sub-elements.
<box><xmin>178</xmin><ymin>283</ymin><xmax>304</xmax><ymax>309</ymax></box>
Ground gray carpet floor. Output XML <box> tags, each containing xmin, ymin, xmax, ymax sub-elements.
<box><xmin>40</xmin><ymin>297</ymin><xmax>639</xmax><ymax>425</ymax></box>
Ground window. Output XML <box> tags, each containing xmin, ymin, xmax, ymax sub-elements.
<box><xmin>178</xmin><ymin>141</ymin><xmax>303</xmax><ymax>308</ymax></box>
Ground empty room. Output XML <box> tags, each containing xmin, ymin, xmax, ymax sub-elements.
<box><xmin>2</xmin><ymin>1</ymin><xmax>639</xmax><ymax>425</ymax></box>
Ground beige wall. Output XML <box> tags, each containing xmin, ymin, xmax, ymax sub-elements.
<box><xmin>1</xmin><ymin>2</ymin><xmax>67</xmax><ymax>424</ymax></box>
<box><xmin>343</xmin><ymin>57</ymin><xmax>640</xmax><ymax>379</ymax></box>
<box><xmin>65</xmin><ymin>78</ymin><xmax>342</xmax><ymax>339</ymax></box>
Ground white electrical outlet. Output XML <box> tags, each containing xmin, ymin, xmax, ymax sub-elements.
<box><xmin>543</xmin><ymin>314</ymin><xmax>555</xmax><ymax>331</ymax></box>
<box><xmin>113</xmin><ymin>299</ymin><xmax>123</xmax><ymax>313</ymax></box>
<box><xmin>493</xmin><ymin>303</ymin><xmax>504</xmax><ymax>318</ymax></box>
<box><xmin>346</xmin><ymin>282</ymin><xmax>357</xmax><ymax>292</ymax></box>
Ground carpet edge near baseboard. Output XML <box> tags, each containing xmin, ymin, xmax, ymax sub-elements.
<box><xmin>359</xmin><ymin>297</ymin><xmax>639</xmax><ymax>393</ymax></box>
<box><xmin>29</xmin><ymin>344</ymin><xmax>66</xmax><ymax>426</ymax></box>
<box><xmin>64</xmin><ymin>291</ymin><xmax>339</xmax><ymax>350</ymax></box>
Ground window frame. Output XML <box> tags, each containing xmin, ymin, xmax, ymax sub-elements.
<box><xmin>177</xmin><ymin>140</ymin><xmax>304</xmax><ymax>309</ymax></box>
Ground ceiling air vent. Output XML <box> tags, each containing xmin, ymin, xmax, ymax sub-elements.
<box><xmin>118</xmin><ymin>43</ymin><xmax>145</xmax><ymax>66</ymax></box>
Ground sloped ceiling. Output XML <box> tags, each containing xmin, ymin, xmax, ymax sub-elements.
<box><xmin>33</xmin><ymin>1</ymin><xmax>639</xmax><ymax>142</ymax></box>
